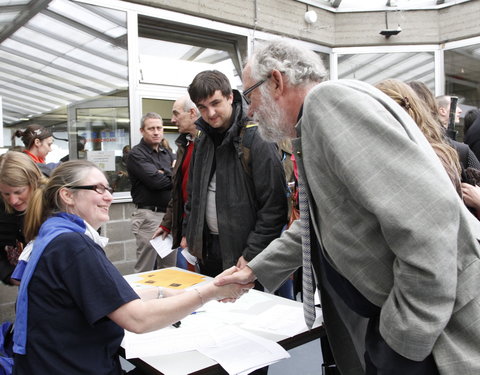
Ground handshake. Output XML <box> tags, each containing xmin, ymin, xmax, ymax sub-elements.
<box><xmin>209</xmin><ymin>265</ymin><xmax>258</xmax><ymax>303</ymax></box>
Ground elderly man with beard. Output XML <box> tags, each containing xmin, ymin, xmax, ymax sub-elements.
<box><xmin>217</xmin><ymin>39</ymin><xmax>480</xmax><ymax>375</ymax></box>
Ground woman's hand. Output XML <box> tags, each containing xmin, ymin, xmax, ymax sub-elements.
<box><xmin>461</xmin><ymin>183</ymin><xmax>480</xmax><ymax>210</ymax></box>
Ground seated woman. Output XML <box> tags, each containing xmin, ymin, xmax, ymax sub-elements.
<box><xmin>0</xmin><ymin>151</ymin><xmax>46</xmax><ymax>285</ymax></box>
<box><xmin>12</xmin><ymin>160</ymin><xmax>250</xmax><ymax>375</ymax></box>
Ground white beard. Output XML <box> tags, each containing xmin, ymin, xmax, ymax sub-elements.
<box><xmin>254</xmin><ymin>92</ymin><xmax>292</xmax><ymax>143</ymax></box>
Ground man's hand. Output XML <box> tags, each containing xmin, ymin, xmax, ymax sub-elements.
<box><xmin>212</xmin><ymin>266</ymin><xmax>255</xmax><ymax>303</ymax></box>
<box><xmin>215</xmin><ymin>265</ymin><xmax>257</xmax><ymax>287</ymax></box>
<box><xmin>152</xmin><ymin>226</ymin><xmax>169</xmax><ymax>240</ymax></box>
<box><xmin>236</xmin><ymin>255</ymin><xmax>248</xmax><ymax>269</ymax></box>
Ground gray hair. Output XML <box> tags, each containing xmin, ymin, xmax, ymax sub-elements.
<box><xmin>182</xmin><ymin>96</ymin><xmax>200</xmax><ymax>117</ymax></box>
<box><xmin>435</xmin><ymin>95</ymin><xmax>451</xmax><ymax>109</ymax></box>
<box><xmin>249</xmin><ymin>39</ymin><xmax>327</xmax><ymax>86</ymax></box>
<box><xmin>140</xmin><ymin>112</ymin><xmax>162</xmax><ymax>129</ymax></box>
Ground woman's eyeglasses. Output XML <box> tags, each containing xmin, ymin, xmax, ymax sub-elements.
<box><xmin>68</xmin><ymin>184</ymin><xmax>113</xmax><ymax>194</ymax></box>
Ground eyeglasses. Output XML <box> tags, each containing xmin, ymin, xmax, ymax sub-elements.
<box><xmin>242</xmin><ymin>75</ymin><xmax>271</xmax><ymax>105</ymax></box>
<box><xmin>68</xmin><ymin>184</ymin><xmax>113</xmax><ymax>195</ymax></box>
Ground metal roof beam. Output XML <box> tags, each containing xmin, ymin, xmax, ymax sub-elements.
<box><xmin>339</xmin><ymin>54</ymin><xmax>385</xmax><ymax>78</ymax></box>
<box><xmin>330</xmin><ymin>0</ymin><xmax>342</xmax><ymax>8</ymax></box>
<box><xmin>361</xmin><ymin>54</ymin><xmax>432</xmax><ymax>82</ymax></box>
<box><xmin>76</xmin><ymin>3</ymin><xmax>126</xmax><ymax>28</ymax></box>
<box><xmin>0</xmin><ymin>88</ymin><xmax>61</xmax><ymax>108</ymax></box>
<box><xmin>10</xmin><ymin>35</ymin><xmax>127</xmax><ymax>81</ymax></box>
<box><xmin>0</xmin><ymin>83</ymin><xmax>65</xmax><ymax>106</ymax></box>
<box><xmin>43</xmin><ymin>9</ymin><xmax>124</xmax><ymax>48</ymax></box>
<box><xmin>196</xmin><ymin>51</ymin><xmax>230</xmax><ymax>65</ymax></box>
<box><xmin>25</xmin><ymin>24</ymin><xmax>126</xmax><ymax>66</ymax></box>
<box><xmin>181</xmin><ymin>46</ymin><xmax>206</xmax><ymax>61</ymax></box>
<box><xmin>0</xmin><ymin>69</ymin><xmax>84</xmax><ymax>102</ymax></box>
<box><xmin>0</xmin><ymin>0</ymin><xmax>51</xmax><ymax>44</ymax></box>
<box><xmin>0</xmin><ymin>5</ymin><xmax>26</xmax><ymax>13</ymax></box>
<box><xmin>0</xmin><ymin>45</ymin><xmax>120</xmax><ymax>90</ymax></box>
<box><xmin>2</xmin><ymin>98</ymin><xmax>46</xmax><ymax>114</ymax></box>
<box><xmin>0</xmin><ymin>55</ymin><xmax>104</xmax><ymax>96</ymax></box>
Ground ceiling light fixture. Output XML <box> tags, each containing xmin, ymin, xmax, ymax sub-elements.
<box><xmin>304</xmin><ymin>10</ymin><xmax>318</xmax><ymax>24</ymax></box>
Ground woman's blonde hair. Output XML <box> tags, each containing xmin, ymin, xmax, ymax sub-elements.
<box><xmin>24</xmin><ymin>160</ymin><xmax>100</xmax><ymax>241</ymax></box>
<box><xmin>0</xmin><ymin>151</ymin><xmax>46</xmax><ymax>213</ymax></box>
<box><xmin>375</xmin><ymin>79</ymin><xmax>462</xmax><ymax>194</ymax></box>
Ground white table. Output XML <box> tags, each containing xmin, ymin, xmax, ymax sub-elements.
<box><xmin>120</xmin><ymin>268</ymin><xmax>324</xmax><ymax>375</ymax></box>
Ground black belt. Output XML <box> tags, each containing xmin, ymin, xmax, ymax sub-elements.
<box><xmin>135</xmin><ymin>204</ymin><xmax>165</xmax><ymax>212</ymax></box>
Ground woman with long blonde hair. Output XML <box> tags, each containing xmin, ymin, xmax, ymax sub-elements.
<box><xmin>0</xmin><ymin>151</ymin><xmax>46</xmax><ymax>285</ymax></box>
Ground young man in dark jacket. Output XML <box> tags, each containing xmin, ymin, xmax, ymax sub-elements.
<box><xmin>184</xmin><ymin>70</ymin><xmax>288</xmax><ymax>279</ymax></box>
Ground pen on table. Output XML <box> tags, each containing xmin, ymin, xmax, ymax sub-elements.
<box><xmin>191</xmin><ymin>310</ymin><xmax>206</xmax><ymax>315</ymax></box>
<box><xmin>172</xmin><ymin>321</ymin><xmax>181</xmax><ymax>328</ymax></box>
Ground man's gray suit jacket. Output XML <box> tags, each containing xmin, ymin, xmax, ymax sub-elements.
<box><xmin>249</xmin><ymin>79</ymin><xmax>480</xmax><ymax>375</ymax></box>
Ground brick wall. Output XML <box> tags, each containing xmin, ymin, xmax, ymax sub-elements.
<box><xmin>0</xmin><ymin>201</ymin><xmax>137</xmax><ymax>323</ymax></box>
<box><xmin>103</xmin><ymin>202</ymin><xmax>138</xmax><ymax>276</ymax></box>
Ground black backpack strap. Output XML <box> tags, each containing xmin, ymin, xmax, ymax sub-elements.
<box><xmin>238</xmin><ymin>123</ymin><xmax>258</xmax><ymax>178</ymax></box>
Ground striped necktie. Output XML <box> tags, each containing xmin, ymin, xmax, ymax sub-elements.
<box><xmin>299</xmin><ymin>178</ymin><xmax>316</xmax><ymax>329</ymax></box>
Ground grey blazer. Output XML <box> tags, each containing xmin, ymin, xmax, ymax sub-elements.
<box><xmin>250</xmin><ymin>80</ymin><xmax>480</xmax><ymax>375</ymax></box>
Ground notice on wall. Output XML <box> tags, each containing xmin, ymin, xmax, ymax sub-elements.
<box><xmin>87</xmin><ymin>150</ymin><xmax>115</xmax><ymax>171</ymax></box>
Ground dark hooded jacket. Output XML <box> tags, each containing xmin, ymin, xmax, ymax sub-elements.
<box><xmin>160</xmin><ymin>132</ymin><xmax>195</xmax><ymax>248</ymax></box>
<box><xmin>0</xmin><ymin>200</ymin><xmax>25</xmax><ymax>284</ymax></box>
<box><xmin>184</xmin><ymin>90</ymin><xmax>288</xmax><ymax>269</ymax></box>
<box><xmin>464</xmin><ymin>116</ymin><xmax>480</xmax><ymax>163</ymax></box>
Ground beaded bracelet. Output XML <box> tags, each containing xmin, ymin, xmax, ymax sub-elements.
<box><xmin>193</xmin><ymin>288</ymin><xmax>205</xmax><ymax>305</ymax></box>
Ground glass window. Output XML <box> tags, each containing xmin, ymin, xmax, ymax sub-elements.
<box><xmin>1</xmin><ymin>0</ymin><xmax>129</xmax><ymax>191</ymax></box>
<box><xmin>138</xmin><ymin>15</ymin><xmax>246</xmax><ymax>91</ymax></box>
<box><xmin>444</xmin><ymin>43</ymin><xmax>480</xmax><ymax>140</ymax></box>
<box><xmin>444</xmin><ymin>43</ymin><xmax>480</xmax><ymax>108</ymax></box>
<box><xmin>338</xmin><ymin>51</ymin><xmax>435</xmax><ymax>90</ymax></box>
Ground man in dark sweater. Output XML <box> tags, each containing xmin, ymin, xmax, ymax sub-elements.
<box><xmin>127</xmin><ymin>112</ymin><xmax>175</xmax><ymax>272</ymax></box>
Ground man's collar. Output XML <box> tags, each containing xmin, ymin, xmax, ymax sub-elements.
<box><xmin>297</xmin><ymin>104</ymin><xmax>304</xmax><ymax>122</ymax></box>
<box><xmin>295</xmin><ymin>104</ymin><xmax>304</xmax><ymax>138</ymax></box>
<box><xmin>141</xmin><ymin>137</ymin><xmax>163</xmax><ymax>152</ymax></box>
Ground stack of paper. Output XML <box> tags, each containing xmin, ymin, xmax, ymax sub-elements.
<box><xmin>122</xmin><ymin>315</ymin><xmax>290</xmax><ymax>375</ymax></box>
